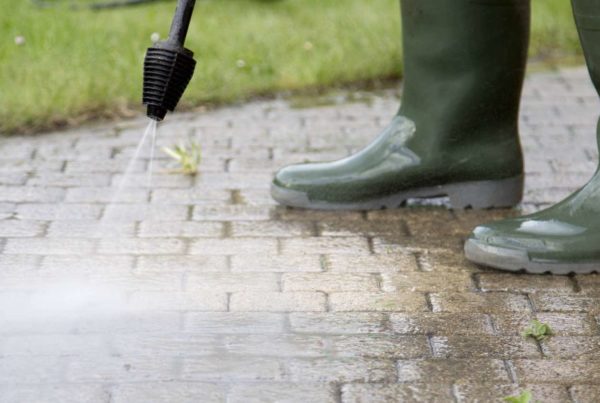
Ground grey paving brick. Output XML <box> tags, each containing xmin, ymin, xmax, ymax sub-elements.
<box><xmin>229</xmin><ymin>383</ymin><xmax>336</xmax><ymax>403</ymax></box>
<box><xmin>102</xmin><ymin>203</ymin><xmax>188</xmax><ymax>221</ymax></box>
<box><xmin>0</xmin><ymin>220</ymin><xmax>45</xmax><ymax>237</ymax></box>
<box><xmin>398</xmin><ymin>359</ymin><xmax>510</xmax><ymax>383</ymax></box>
<box><xmin>341</xmin><ymin>383</ymin><xmax>454</xmax><ymax>403</ymax></box>
<box><xmin>181</xmin><ymin>356</ymin><xmax>284</xmax><ymax>381</ymax></box>
<box><xmin>3</xmin><ymin>238</ymin><xmax>95</xmax><ymax>255</ymax></box>
<box><xmin>189</xmin><ymin>238</ymin><xmax>277</xmax><ymax>255</ymax></box>
<box><xmin>193</xmin><ymin>204</ymin><xmax>273</xmax><ymax>221</ymax></box>
<box><xmin>65</xmin><ymin>187</ymin><xmax>148</xmax><ymax>203</ymax></box>
<box><xmin>184</xmin><ymin>312</ymin><xmax>286</xmax><ymax>334</ymax></box>
<box><xmin>286</xmin><ymin>358</ymin><xmax>396</xmax><ymax>383</ymax></box>
<box><xmin>290</xmin><ymin>312</ymin><xmax>388</xmax><ymax>334</ymax></box>
<box><xmin>136</xmin><ymin>255</ymin><xmax>228</xmax><ymax>273</ymax></box>
<box><xmin>280</xmin><ymin>237</ymin><xmax>370</xmax><ymax>255</ymax></box>
<box><xmin>138</xmin><ymin>221</ymin><xmax>223</xmax><ymax>237</ymax></box>
<box><xmin>97</xmin><ymin>238</ymin><xmax>186</xmax><ymax>254</ymax></box>
<box><xmin>0</xmin><ymin>385</ymin><xmax>109</xmax><ymax>403</ymax></box>
<box><xmin>0</xmin><ymin>186</ymin><xmax>64</xmax><ymax>203</ymax></box>
<box><xmin>230</xmin><ymin>254</ymin><xmax>322</xmax><ymax>272</ymax></box>
<box><xmin>389</xmin><ymin>313</ymin><xmax>493</xmax><ymax>335</ymax></box>
<box><xmin>16</xmin><ymin>203</ymin><xmax>101</xmax><ymax>220</ymax></box>
<box><xmin>230</xmin><ymin>291</ymin><xmax>327</xmax><ymax>312</ymax></box>
<box><xmin>454</xmin><ymin>384</ymin><xmax>570</xmax><ymax>403</ymax></box>
<box><xmin>282</xmin><ymin>273</ymin><xmax>380</xmax><ymax>292</ymax></box>
<box><xmin>329</xmin><ymin>292</ymin><xmax>428</xmax><ymax>312</ymax></box>
<box><xmin>112</xmin><ymin>383</ymin><xmax>225</xmax><ymax>403</ymax></box>
<box><xmin>186</xmin><ymin>273</ymin><xmax>279</xmax><ymax>292</ymax></box>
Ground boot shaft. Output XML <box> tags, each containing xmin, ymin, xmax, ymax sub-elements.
<box><xmin>399</xmin><ymin>0</ymin><xmax>530</xmax><ymax>153</ymax></box>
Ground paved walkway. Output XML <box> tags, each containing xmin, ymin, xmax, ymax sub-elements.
<box><xmin>0</xmin><ymin>67</ymin><xmax>599</xmax><ymax>402</ymax></box>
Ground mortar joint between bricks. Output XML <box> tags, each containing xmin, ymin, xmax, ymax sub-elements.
<box><xmin>367</xmin><ymin>236</ymin><xmax>375</xmax><ymax>254</ymax></box>
<box><xmin>222</xmin><ymin>222</ymin><xmax>233</xmax><ymax>238</ymax></box>
<box><xmin>471</xmin><ymin>272</ymin><xmax>482</xmax><ymax>292</ymax></box>
<box><xmin>450</xmin><ymin>384</ymin><xmax>461</xmax><ymax>403</ymax></box>
<box><xmin>525</xmin><ymin>293</ymin><xmax>538</xmax><ymax>313</ymax></box>
<box><xmin>424</xmin><ymin>292</ymin><xmax>434</xmax><ymax>312</ymax></box>
<box><xmin>332</xmin><ymin>383</ymin><xmax>343</xmax><ymax>403</ymax></box>
<box><xmin>502</xmin><ymin>359</ymin><xmax>518</xmax><ymax>384</ymax></box>
<box><xmin>567</xmin><ymin>274</ymin><xmax>582</xmax><ymax>293</ymax></box>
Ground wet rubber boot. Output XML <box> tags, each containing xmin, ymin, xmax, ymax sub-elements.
<box><xmin>465</xmin><ymin>0</ymin><xmax>600</xmax><ymax>275</ymax></box>
<box><xmin>271</xmin><ymin>0</ymin><xmax>530</xmax><ymax>210</ymax></box>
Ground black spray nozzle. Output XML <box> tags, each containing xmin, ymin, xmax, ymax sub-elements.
<box><xmin>143</xmin><ymin>0</ymin><xmax>197</xmax><ymax>121</ymax></box>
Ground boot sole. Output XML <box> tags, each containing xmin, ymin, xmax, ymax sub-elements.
<box><xmin>464</xmin><ymin>239</ymin><xmax>600</xmax><ymax>275</ymax></box>
<box><xmin>271</xmin><ymin>175</ymin><xmax>523</xmax><ymax>211</ymax></box>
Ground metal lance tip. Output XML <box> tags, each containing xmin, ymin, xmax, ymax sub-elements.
<box><xmin>143</xmin><ymin>0</ymin><xmax>197</xmax><ymax>121</ymax></box>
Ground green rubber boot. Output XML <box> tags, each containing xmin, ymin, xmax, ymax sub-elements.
<box><xmin>271</xmin><ymin>0</ymin><xmax>530</xmax><ymax>210</ymax></box>
<box><xmin>465</xmin><ymin>0</ymin><xmax>600</xmax><ymax>275</ymax></box>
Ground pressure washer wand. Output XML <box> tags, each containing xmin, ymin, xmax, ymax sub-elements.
<box><xmin>143</xmin><ymin>0</ymin><xmax>197</xmax><ymax>121</ymax></box>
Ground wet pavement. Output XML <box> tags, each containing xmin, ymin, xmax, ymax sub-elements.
<box><xmin>1</xmin><ymin>67</ymin><xmax>600</xmax><ymax>402</ymax></box>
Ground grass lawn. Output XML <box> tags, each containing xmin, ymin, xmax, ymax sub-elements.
<box><xmin>0</xmin><ymin>0</ymin><xmax>581</xmax><ymax>133</ymax></box>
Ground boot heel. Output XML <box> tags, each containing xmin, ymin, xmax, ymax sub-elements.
<box><xmin>446</xmin><ymin>175</ymin><xmax>523</xmax><ymax>209</ymax></box>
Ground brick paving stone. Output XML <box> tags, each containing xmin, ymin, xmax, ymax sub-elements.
<box><xmin>0</xmin><ymin>186</ymin><xmax>64</xmax><ymax>203</ymax></box>
<box><xmin>152</xmin><ymin>188</ymin><xmax>231</xmax><ymax>204</ymax></box>
<box><xmin>112</xmin><ymin>383</ymin><xmax>225</xmax><ymax>403</ymax></box>
<box><xmin>544</xmin><ymin>336</ymin><xmax>600</xmax><ymax>359</ymax></box>
<box><xmin>430</xmin><ymin>292</ymin><xmax>531</xmax><ymax>313</ymax></box>
<box><xmin>570</xmin><ymin>385</ymin><xmax>600</xmax><ymax>403</ymax></box>
<box><xmin>47</xmin><ymin>220</ymin><xmax>135</xmax><ymax>238</ymax></box>
<box><xmin>431</xmin><ymin>335</ymin><xmax>541</xmax><ymax>359</ymax></box>
<box><xmin>129</xmin><ymin>291</ymin><xmax>227</xmax><ymax>311</ymax></box>
<box><xmin>111</xmin><ymin>333</ymin><xmax>221</xmax><ymax>357</ymax></box>
<box><xmin>491</xmin><ymin>312</ymin><xmax>599</xmax><ymax>336</ymax></box>
<box><xmin>478</xmin><ymin>272</ymin><xmax>574</xmax><ymax>293</ymax></box>
<box><xmin>138</xmin><ymin>221</ymin><xmax>223</xmax><ymax>238</ymax></box>
<box><xmin>230</xmin><ymin>291</ymin><xmax>327</xmax><ymax>312</ymax></box>
<box><xmin>286</xmin><ymin>358</ymin><xmax>396</xmax><ymax>383</ymax></box>
<box><xmin>181</xmin><ymin>356</ymin><xmax>284</xmax><ymax>381</ymax></box>
<box><xmin>193</xmin><ymin>205</ymin><xmax>273</xmax><ymax>221</ymax></box>
<box><xmin>326</xmin><ymin>253</ymin><xmax>418</xmax><ymax>273</ymax></box>
<box><xmin>189</xmin><ymin>238</ymin><xmax>277</xmax><ymax>255</ymax></box>
<box><xmin>531</xmin><ymin>292</ymin><xmax>600</xmax><ymax>313</ymax></box>
<box><xmin>341</xmin><ymin>383</ymin><xmax>455</xmax><ymax>403</ymax></box>
<box><xmin>230</xmin><ymin>254</ymin><xmax>323</xmax><ymax>272</ymax></box>
<box><xmin>231</xmin><ymin>220</ymin><xmax>314</xmax><ymax>237</ymax></box>
<box><xmin>65</xmin><ymin>187</ymin><xmax>149</xmax><ymax>203</ymax></box>
<box><xmin>228</xmin><ymin>383</ymin><xmax>337</xmax><ymax>403</ymax></box>
<box><xmin>0</xmin><ymin>385</ymin><xmax>109</xmax><ymax>403</ymax></box>
<box><xmin>281</xmin><ymin>237</ymin><xmax>370</xmax><ymax>255</ymax></box>
<box><xmin>329</xmin><ymin>292</ymin><xmax>428</xmax><ymax>312</ymax></box>
<box><xmin>103</xmin><ymin>204</ymin><xmax>189</xmax><ymax>221</ymax></box>
<box><xmin>397</xmin><ymin>359</ymin><xmax>510</xmax><ymax>383</ymax></box>
<box><xmin>186</xmin><ymin>272</ymin><xmax>279</xmax><ymax>292</ymax></box>
<box><xmin>289</xmin><ymin>312</ymin><xmax>388</xmax><ymax>334</ymax></box>
<box><xmin>513</xmin><ymin>359</ymin><xmax>600</xmax><ymax>384</ymax></box>
<box><xmin>97</xmin><ymin>238</ymin><xmax>186</xmax><ymax>255</ymax></box>
<box><xmin>224</xmin><ymin>334</ymin><xmax>327</xmax><ymax>357</ymax></box>
<box><xmin>390</xmin><ymin>313</ymin><xmax>494</xmax><ymax>335</ymax></box>
<box><xmin>184</xmin><ymin>312</ymin><xmax>286</xmax><ymax>334</ymax></box>
<box><xmin>27</xmin><ymin>173</ymin><xmax>111</xmax><ymax>187</ymax></box>
<box><xmin>16</xmin><ymin>203</ymin><xmax>102</xmax><ymax>220</ymax></box>
<box><xmin>454</xmin><ymin>383</ymin><xmax>571</xmax><ymax>403</ymax></box>
<box><xmin>331</xmin><ymin>334</ymin><xmax>430</xmax><ymax>359</ymax></box>
<box><xmin>382</xmin><ymin>272</ymin><xmax>473</xmax><ymax>293</ymax></box>
<box><xmin>0</xmin><ymin>220</ymin><xmax>45</xmax><ymax>237</ymax></box>
<box><xmin>282</xmin><ymin>273</ymin><xmax>380</xmax><ymax>292</ymax></box>
<box><xmin>137</xmin><ymin>255</ymin><xmax>228</xmax><ymax>273</ymax></box>
<box><xmin>65</xmin><ymin>356</ymin><xmax>177</xmax><ymax>382</ymax></box>
<box><xmin>3</xmin><ymin>238</ymin><xmax>95</xmax><ymax>255</ymax></box>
